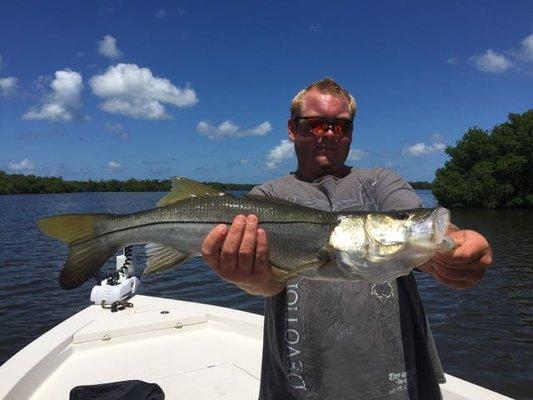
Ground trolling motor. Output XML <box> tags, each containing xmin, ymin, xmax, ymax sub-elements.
<box><xmin>90</xmin><ymin>246</ymin><xmax>141</xmax><ymax>312</ymax></box>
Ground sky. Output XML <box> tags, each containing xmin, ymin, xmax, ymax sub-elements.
<box><xmin>0</xmin><ymin>0</ymin><xmax>532</xmax><ymax>183</ymax></box>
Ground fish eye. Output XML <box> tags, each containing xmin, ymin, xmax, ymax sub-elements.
<box><xmin>395</xmin><ymin>211</ymin><xmax>411</xmax><ymax>220</ymax></box>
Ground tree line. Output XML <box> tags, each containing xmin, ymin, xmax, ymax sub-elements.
<box><xmin>433</xmin><ymin>109</ymin><xmax>532</xmax><ymax>208</ymax></box>
<box><xmin>0</xmin><ymin>172</ymin><xmax>256</xmax><ymax>195</ymax></box>
<box><xmin>0</xmin><ymin>171</ymin><xmax>432</xmax><ymax>196</ymax></box>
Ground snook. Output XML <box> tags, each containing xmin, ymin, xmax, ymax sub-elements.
<box><xmin>37</xmin><ymin>178</ymin><xmax>453</xmax><ymax>289</ymax></box>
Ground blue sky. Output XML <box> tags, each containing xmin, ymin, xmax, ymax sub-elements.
<box><xmin>0</xmin><ymin>1</ymin><xmax>532</xmax><ymax>183</ymax></box>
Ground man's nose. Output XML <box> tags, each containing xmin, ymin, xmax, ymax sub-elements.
<box><xmin>319</xmin><ymin>126</ymin><xmax>337</xmax><ymax>141</ymax></box>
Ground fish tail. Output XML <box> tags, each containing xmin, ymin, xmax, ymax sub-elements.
<box><xmin>37</xmin><ymin>214</ymin><xmax>120</xmax><ymax>289</ymax></box>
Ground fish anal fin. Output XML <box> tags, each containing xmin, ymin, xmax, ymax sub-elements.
<box><xmin>144</xmin><ymin>243</ymin><xmax>190</xmax><ymax>274</ymax></box>
<box><xmin>156</xmin><ymin>177</ymin><xmax>229</xmax><ymax>207</ymax></box>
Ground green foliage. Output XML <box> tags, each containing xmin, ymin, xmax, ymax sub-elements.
<box><xmin>1</xmin><ymin>170</ymin><xmax>427</xmax><ymax>196</ymax></box>
<box><xmin>433</xmin><ymin>109</ymin><xmax>533</xmax><ymax>208</ymax></box>
<box><xmin>0</xmin><ymin>172</ymin><xmax>255</xmax><ymax>195</ymax></box>
<box><xmin>409</xmin><ymin>181</ymin><xmax>432</xmax><ymax>190</ymax></box>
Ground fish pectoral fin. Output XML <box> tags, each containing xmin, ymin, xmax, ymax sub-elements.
<box><xmin>143</xmin><ymin>243</ymin><xmax>190</xmax><ymax>274</ymax></box>
<box><xmin>156</xmin><ymin>177</ymin><xmax>230</xmax><ymax>207</ymax></box>
<box><xmin>271</xmin><ymin>255</ymin><xmax>331</xmax><ymax>282</ymax></box>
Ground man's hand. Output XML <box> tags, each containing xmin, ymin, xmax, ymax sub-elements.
<box><xmin>419</xmin><ymin>229</ymin><xmax>493</xmax><ymax>290</ymax></box>
<box><xmin>201</xmin><ymin>214</ymin><xmax>285</xmax><ymax>296</ymax></box>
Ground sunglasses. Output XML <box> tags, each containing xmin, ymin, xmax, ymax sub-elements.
<box><xmin>293</xmin><ymin>116</ymin><xmax>352</xmax><ymax>138</ymax></box>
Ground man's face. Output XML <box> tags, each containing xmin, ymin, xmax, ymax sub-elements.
<box><xmin>289</xmin><ymin>89</ymin><xmax>353</xmax><ymax>179</ymax></box>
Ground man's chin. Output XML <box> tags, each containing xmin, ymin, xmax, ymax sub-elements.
<box><xmin>316</xmin><ymin>155</ymin><xmax>334</xmax><ymax>168</ymax></box>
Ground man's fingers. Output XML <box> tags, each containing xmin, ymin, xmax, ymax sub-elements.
<box><xmin>432</xmin><ymin>262</ymin><xmax>486</xmax><ymax>282</ymax></box>
<box><xmin>202</xmin><ymin>215</ymin><xmax>273</xmax><ymax>289</ymax></box>
<box><xmin>201</xmin><ymin>224</ymin><xmax>227</xmax><ymax>271</ymax></box>
<box><xmin>434</xmin><ymin>249</ymin><xmax>492</xmax><ymax>270</ymax></box>
<box><xmin>254</xmin><ymin>228</ymin><xmax>270</xmax><ymax>277</ymax></box>
<box><xmin>220</xmin><ymin>215</ymin><xmax>246</xmax><ymax>275</ymax></box>
<box><xmin>436</xmin><ymin>230</ymin><xmax>490</xmax><ymax>264</ymax></box>
<box><xmin>432</xmin><ymin>271</ymin><xmax>474</xmax><ymax>290</ymax></box>
<box><xmin>238</xmin><ymin>215</ymin><xmax>258</xmax><ymax>275</ymax></box>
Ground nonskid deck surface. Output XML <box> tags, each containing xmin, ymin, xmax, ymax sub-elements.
<box><xmin>0</xmin><ymin>295</ymin><xmax>513</xmax><ymax>400</ymax></box>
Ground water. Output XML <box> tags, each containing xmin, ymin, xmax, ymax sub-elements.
<box><xmin>0</xmin><ymin>190</ymin><xmax>531</xmax><ymax>399</ymax></box>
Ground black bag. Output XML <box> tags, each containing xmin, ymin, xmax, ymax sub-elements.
<box><xmin>70</xmin><ymin>379</ymin><xmax>164</xmax><ymax>400</ymax></box>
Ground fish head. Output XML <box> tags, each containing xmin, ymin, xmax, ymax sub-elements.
<box><xmin>365</xmin><ymin>207</ymin><xmax>451</xmax><ymax>254</ymax></box>
<box><xmin>329</xmin><ymin>207</ymin><xmax>451</xmax><ymax>283</ymax></box>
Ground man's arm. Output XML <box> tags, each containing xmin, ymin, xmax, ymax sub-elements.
<box><xmin>418</xmin><ymin>224</ymin><xmax>493</xmax><ymax>289</ymax></box>
<box><xmin>201</xmin><ymin>214</ymin><xmax>286</xmax><ymax>297</ymax></box>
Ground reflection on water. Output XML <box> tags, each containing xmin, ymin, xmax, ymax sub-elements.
<box><xmin>0</xmin><ymin>191</ymin><xmax>531</xmax><ymax>399</ymax></box>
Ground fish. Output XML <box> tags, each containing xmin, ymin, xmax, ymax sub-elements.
<box><xmin>37</xmin><ymin>177</ymin><xmax>455</xmax><ymax>289</ymax></box>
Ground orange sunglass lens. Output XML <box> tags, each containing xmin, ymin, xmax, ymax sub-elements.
<box><xmin>307</xmin><ymin>119</ymin><xmax>328</xmax><ymax>135</ymax></box>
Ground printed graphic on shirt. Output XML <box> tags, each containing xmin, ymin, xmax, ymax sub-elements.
<box><xmin>283</xmin><ymin>278</ymin><xmax>410</xmax><ymax>400</ymax></box>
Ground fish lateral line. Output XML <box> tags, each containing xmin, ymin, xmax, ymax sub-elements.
<box><xmin>69</xmin><ymin>219</ymin><xmax>339</xmax><ymax>246</ymax></box>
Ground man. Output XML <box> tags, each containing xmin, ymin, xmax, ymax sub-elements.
<box><xmin>202</xmin><ymin>78</ymin><xmax>492</xmax><ymax>399</ymax></box>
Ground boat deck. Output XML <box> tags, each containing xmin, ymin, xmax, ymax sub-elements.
<box><xmin>0</xmin><ymin>295</ymin><xmax>512</xmax><ymax>399</ymax></box>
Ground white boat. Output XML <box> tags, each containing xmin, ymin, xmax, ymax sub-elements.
<box><xmin>0</xmin><ymin>293</ymin><xmax>514</xmax><ymax>400</ymax></box>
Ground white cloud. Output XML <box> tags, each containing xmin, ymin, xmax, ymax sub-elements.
<box><xmin>266</xmin><ymin>139</ymin><xmax>294</xmax><ymax>169</ymax></box>
<box><xmin>8</xmin><ymin>158</ymin><xmax>35</xmax><ymax>174</ymax></box>
<box><xmin>471</xmin><ymin>33</ymin><xmax>533</xmax><ymax>74</ymax></box>
<box><xmin>106</xmin><ymin>160</ymin><xmax>122</xmax><ymax>171</ymax></box>
<box><xmin>430</xmin><ymin>133</ymin><xmax>444</xmax><ymax>143</ymax></box>
<box><xmin>22</xmin><ymin>70</ymin><xmax>83</xmax><ymax>121</ymax></box>
<box><xmin>98</xmin><ymin>35</ymin><xmax>122</xmax><ymax>59</ymax></box>
<box><xmin>471</xmin><ymin>49</ymin><xmax>513</xmax><ymax>73</ymax></box>
<box><xmin>347</xmin><ymin>148</ymin><xmax>368</xmax><ymax>161</ymax></box>
<box><xmin>445</xmin><ymin>57</ymin><xmax>458</xmax><ymax>65</ymax></box>
<box><xmin>104</xmin><ymin>122</ymin><xmax>128</xmax><ymax>140</ymax></box>
<box><xmin>0</xmin><ymin>76</ymin><xmax>18</xmax><ymax>96</ymax></box>
<box><xmin>90</xmin><ymin>63</ymin><xmax>198</xmax><ymax>119</ymax></box>
<box><xmin>34</xmin><ymin>75</ymin><xmax>52</xmax><ymax>91</ymax></box>
<box><xmin>155</xmin><ymin>9</ymin><xmax>167</xmax><ymax>18</ymax></box>
<box><xmin>197</xmin><ymin>120</ymin><xmax>272</xmax><ymax>139</ymax></box>
<box><xmin>433</xmin><ymin>142</ymin><xmax>446</xmax><ymax>151</ymax></box>
<box><xmin>518</xmin><ymin>33</ymin><xmax>533</xmax><ymax>62</ymax></box>
<box><xmin>402</xmin><ymin>139</ymin><xmax>447</xmax><ymax>157</ymax></box>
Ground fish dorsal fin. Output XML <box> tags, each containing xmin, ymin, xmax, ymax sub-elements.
<box><xmin>156</xmin><ymin>177</ymin><xmax>228</xmax><ymax>207</ymax></box>
<box><xmin>143</xmin><ymin>243</ymin><xmax>190</xmax><ymax>274</ymax></box>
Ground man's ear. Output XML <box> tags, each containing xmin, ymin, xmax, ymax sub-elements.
<box><xmin>288</xmin><ymin>119</ymin><xmax>296</xmax><ymax>142</ymax></box>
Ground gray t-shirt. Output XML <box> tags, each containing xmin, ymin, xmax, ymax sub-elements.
<box><xmin>250</xmin><ymin>168</ymin><xmax>444</xmax><ymax>400</ymax></box>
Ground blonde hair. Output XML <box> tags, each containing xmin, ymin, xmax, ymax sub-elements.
<box><xmin>290</xmin><ymin>77</ymin><xmax>357</xmax><ymax>119</ymax></box>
